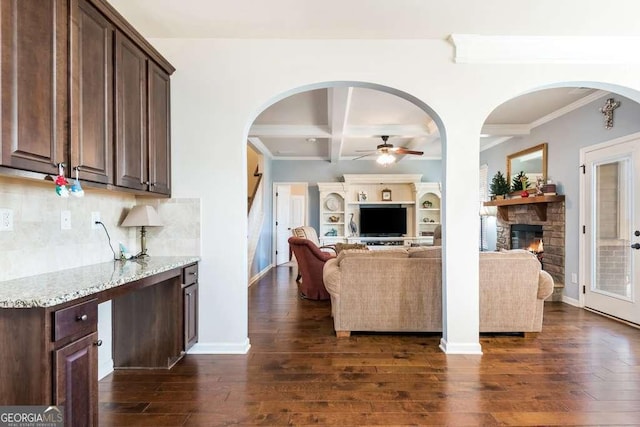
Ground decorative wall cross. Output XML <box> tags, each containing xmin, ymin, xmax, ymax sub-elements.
<box><xmin>600</xmin><ymin>98</ymin><xmax>620</xmax><ymax>129</ymax></box>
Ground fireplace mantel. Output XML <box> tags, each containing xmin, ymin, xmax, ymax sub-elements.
<box><xmin>484</xmin><ymin>195</ymin><xmax>565</xmax><ymax>221</ymax></box>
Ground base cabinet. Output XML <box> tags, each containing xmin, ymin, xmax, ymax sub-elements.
<box><xmin>182</xmin><ymin>263</ymin><xmax>199</xmax><ymax>351</ymax></box>
<box><xmin>0</xmin><ymin>262</ymin><xmax>197</xmax><ymax>425</ymax></box>
<box><xmin>0</xmin><ymin>298</ymin><xmax>99</xmax><ymax>426</ymax></box>
<box><xmin>54</xmin><ymin>332</ymin><xmax>99</xmax><ymax>427</ymax></box>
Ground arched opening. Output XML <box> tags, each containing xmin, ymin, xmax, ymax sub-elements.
<box><xmin>244</xmin><ymin>80</ymin><xmax>447</xmax><ymax>331</ymax></box>
<box><xmin>479</xmin><ymin>81</ymin><xmax>640</xmax><ymax>328</ymax></box>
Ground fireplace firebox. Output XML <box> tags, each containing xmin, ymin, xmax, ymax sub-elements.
<box><xmin>511</xmin><ymin>224</ymin><xmax>543</xmax><ymax>251</ymax></box>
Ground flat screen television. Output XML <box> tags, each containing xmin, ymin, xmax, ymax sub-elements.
<box><xmin>359</xmin><ymin>207</ymin><xmax>407</xmax><ymax>237</ymax></box>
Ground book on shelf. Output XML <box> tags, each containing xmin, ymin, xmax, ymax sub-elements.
<box><xmin>543</xmin><ymin>192</ymin><xmax>557</xmax><ymax>196</ymax></box>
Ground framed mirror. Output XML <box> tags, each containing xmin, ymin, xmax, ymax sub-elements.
<box><xmin>507</xmin><ymin>143</ymin><xmax>548</xmax><ymax>189</ymax></box>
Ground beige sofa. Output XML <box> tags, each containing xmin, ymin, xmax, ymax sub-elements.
<box><xmin>323</xmin><ymin>247</ymin><xmax>554</xmax><ymax>337</ymax></box>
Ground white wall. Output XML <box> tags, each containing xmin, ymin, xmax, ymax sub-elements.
<box><xmin>151</xmin><ymin>37</ymin><xmax>640</xmax><ymax>353</ymax></box>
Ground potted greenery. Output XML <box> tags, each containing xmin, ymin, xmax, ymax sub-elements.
<box><xmin>511</xmin><ymin>170</ymin><xmax>530</xmax><ymax>197</ymax></box>
<box><xmin>490</xmin><ymin>171</ymin><xmax>510</xmax><ymax>199</ymax></box>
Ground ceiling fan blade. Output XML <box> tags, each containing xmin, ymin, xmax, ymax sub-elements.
<box><xmin>352</xmin><ymin>153</ymin><xmax>375</xmax><ymax>160</ymax></box>
<box><xmin>355</xmin><ymin>150</ymin><xmax>378</xmax><ymax>153</ymax></box>
<box><xmin>394</xmin><ymin>148</ymin><xmax>424</xmax><ymax>155</ymax></box>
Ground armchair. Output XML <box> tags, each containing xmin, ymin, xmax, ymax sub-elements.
<box><xmin>291</xmin><ymin>226</ymin><xmax>336</xmax><ymax>281</ymax></box>
<box><xmin>288</xmin><ymin>237</ymin><xmax>334</xmax><ymax>300</ymax></box>
<box><xmin>291</xmin><ymin>226</ymin><xmax>337</xmax><ymax>253</ymax></box>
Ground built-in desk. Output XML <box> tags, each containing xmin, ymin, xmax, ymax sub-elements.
<box><xmin>0</xmin><ymin>256</ymin><xmax>199</xmax><ymax>427</ymax></box>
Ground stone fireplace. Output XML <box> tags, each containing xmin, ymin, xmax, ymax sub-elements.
<box><xmin>492</xmin><ymin>197</ymin><xmax>565</xmax><ymax>300</ymax></box>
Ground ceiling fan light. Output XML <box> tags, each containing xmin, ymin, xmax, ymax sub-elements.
<box><xmin>376</xmin><ymin>153</ymin><xmax>396</xmax><ymax>166</ymax></box>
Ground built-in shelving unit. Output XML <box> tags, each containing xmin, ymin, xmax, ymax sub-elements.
<box><xmin>318</xmin><ymin>175</ymin><xmax>441</xmax><ymax>246</ymax></box>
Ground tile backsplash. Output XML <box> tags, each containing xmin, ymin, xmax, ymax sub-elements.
<box><xmin>0</xmin><ymin>176</ymin><xmax>200</xmax><ymax>281</ymax></box>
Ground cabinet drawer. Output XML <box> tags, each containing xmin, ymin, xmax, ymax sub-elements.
<box><xmin>53</xmin><ymin>299</ymin><xmax>98</xmax><ymax>342</ymax></box>
<box><xmin>183</xmin><ymin>264</ymin><xmax>198</xmax><ymax>286</ymax></box>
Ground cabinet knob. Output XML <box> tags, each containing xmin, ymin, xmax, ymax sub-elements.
<box><xmin>140</xmin><ymin>181</ymin><xmax>150</xmax><ymax>185</ymax></box>
<box><xmin>190</xmin><ymin>272</ymin><xmax>198</xmax><ymax>276</ymax></box>
<box><xmin>77</xmin><ymin>314</ymin><xmax>88</xmax><ymax>322</ymax></box>
<box><xmin>149</xmin><ymin>182</ymin><xmax>156</xmax><ymax>187</ymax></box>
<box><xmin>94</xmin><ymin>340</ymin><xmax>103</xmax><ymax>347</ymax></box>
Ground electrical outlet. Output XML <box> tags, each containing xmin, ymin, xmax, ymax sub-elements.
<box><xmin>91</xmin><ymin>212</ymin><xmax>101</xmax><ymax>229</ymax></box>
<box><xmin>571</xmin><ymin>273</ymin><xmax>578</xmax><ymax>284</ymax></box>
<box><xmin>0</xmin><ymin>208</ymin><xmax>14</xmax><ymax>231</ymax></box>
<box><xmin>61</xmin><ymin>210</ymin><xmax>71</xmax><ymax>230</ymax></box>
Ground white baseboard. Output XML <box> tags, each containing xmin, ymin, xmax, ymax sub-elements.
<box><xmin>562</xmin><ymin>295</ymin><xmax>581</xmax><ymax>307</ymax></box>
<box><xmin>249</xmin><ymin>264</ymin><xmax>273</xmax><ymax>287</ymax></box>
<box><xmin>98</xmin><ymin>358</ymin><xmax>114</xmax><ymax>380</ymax></box>
<box><xmin>188</xmin><ymin>338</ymin><xmax>251</xmax><ymax>354</ymax></box>
<box><xmin>439</xmin><ymin>338</ymin><xmax>483</xmax><ymax>355</ymax></box>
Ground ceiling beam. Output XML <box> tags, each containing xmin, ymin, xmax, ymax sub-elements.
<box><xmin>480</xmin><ymin>124</ymin><xmax>531</xmax><ymax>136</ymax></box>
<box><xmin>249</xmin><ymin>124</ymin><xmax>331</xmax><ymax>138</ymax></box>
<box><xmin>247</xmin><ymin>137</ymin><xmax>273</xmax><ymax>158</ymax></box>
<box><xmin>345</xmin><ymin>124</ymin><xmax>433</xmax><ymax>138</ymax></box>
<box><xmin>328</xmin><ymin>87</ymin><xmax>353</xmax><ymax>163</ymax></box>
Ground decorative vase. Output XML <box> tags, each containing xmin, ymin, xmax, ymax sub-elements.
<box><xmin>521</xmin><ymin>190</ymin><xmax>529</xmax><ymax>198</ymax></box>
<box><xmin>349</xmin><ymin>213</ymin><xmax>358</xmax><ymax>236</ymax></box>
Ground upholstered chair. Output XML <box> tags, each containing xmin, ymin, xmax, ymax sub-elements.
<box><xmin>291</xmin><ymin>226</ymin><xmax>336</xmax><ymax>252</ymax></box>
<box><xmin>288</xmin><ymin>237</ymin><xmax>334</xmax><ymax>300</ymax></box>
<box><xmin>291</xmin><ymin>226</ymin><xmax>336</xmax><ymax>281</ymax></box>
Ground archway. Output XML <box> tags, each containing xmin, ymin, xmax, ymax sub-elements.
<box><xmin>244</xmin><ymin>80</ymin><xmax>447</xmax><ymax>333</ymax></box>
<box><xmin>479</xmin><ymin>81</ymin><xmax>640</xmax><ymax>321</ymax></box>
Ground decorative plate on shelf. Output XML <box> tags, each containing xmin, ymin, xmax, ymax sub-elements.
<box><xmin>325</xmin><ymin>197</ymin><xmax>340</xmax><ymax>211</ymax></box>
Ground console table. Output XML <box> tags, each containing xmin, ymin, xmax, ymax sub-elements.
<box><xmin>0</xmin><ymin>256</ymin><xmax>199</xmax><ymax>426</ymax></box>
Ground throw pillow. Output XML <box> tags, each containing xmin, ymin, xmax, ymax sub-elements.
<box><xmin>335</xmin><ymin>243</ymin><xmax>368</xmax><ymax>254</ymax></box>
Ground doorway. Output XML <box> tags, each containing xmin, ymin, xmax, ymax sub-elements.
<box><xmin>581</xmin><ymin>132</ymin><xmax>640</xmax><ymax>325</ymax></box>
<box><xmin>273</xmin><ymin>182</ymin><xmax>308</xmax><ymax>266</ymax></box>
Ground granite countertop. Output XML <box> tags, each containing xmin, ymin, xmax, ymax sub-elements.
<box><xmin>0</xmin><ymin>256</ymin><xmax>199</xmax><ymax>309</ymax></box>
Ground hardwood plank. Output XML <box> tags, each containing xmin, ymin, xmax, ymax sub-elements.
<box><xmin>98</xmin><ymin>265</ymin><xmax>640</xmax><ymax>426</ymax></box>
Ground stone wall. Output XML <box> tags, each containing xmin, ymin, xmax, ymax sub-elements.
<box><xmin>496</xmin><ymin>201</ymin><xmax>565</xmax><ymax>286</ymax></box>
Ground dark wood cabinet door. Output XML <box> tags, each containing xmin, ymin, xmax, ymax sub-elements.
<box><xmin>115</xmin><ymin>31</ymin><xmax>147</xmax><ymax>191</ymax></box>
<box><xmin>184</xmin><ymin>283</ymin><xmax>198</xmax><ymax>351</ymax></box>
<box><xmin>1</xmin><ymin>0</ymin><xmax>68</xmax><ymax>175</ymax></box>
<box><xmin>54</xmin><ymin>332</ymin><xmax>98</xmax><ymax>427</ymax></box>
<box><xmin>69</xmin><ymin>0</ymin><xmax>113</xmax><ymax>184</ymax></box>
<box><xmin>147</xmin><ymin>61</ymin><xmax>171</xmax><ymax>195</ymax></box>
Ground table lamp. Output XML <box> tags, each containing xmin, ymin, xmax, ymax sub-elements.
<box><xmin>121</xmin><ymin>205</ymin><xmax>163</xmax><ymax>258</ymax></box>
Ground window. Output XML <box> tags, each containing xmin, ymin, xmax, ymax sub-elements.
<box><xmin>479</xmin><ymin>164</ymin><xmax>489</xmax><ymax>250</ymax></box>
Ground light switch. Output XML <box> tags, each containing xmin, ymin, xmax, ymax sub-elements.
<box><xmin>0</xmin><ymin>208</ymin><xmax>13</xmax><ymax>231</ymax></box>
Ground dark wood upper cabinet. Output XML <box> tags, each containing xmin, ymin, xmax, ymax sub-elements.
<box><xmin>1</xmin><ymin>0</ymin><xmax>68</xmax><ymax>175</ymax></box>
<box><xmin>114</xmin><ymin>31</ymin><xmax>148</xmax><ymax>191</ymax></box>
<box><xmin>70</xmin><ymin>0</ymin><xmax>114</xmax><ymax>184</ymax></box>
<box><xmin>0</xmin><ymin>0</ymin><xmax>174</xmax><ymax>195</ymax></box>
<box><xmin>147</xmin><ymin>61</ymin><xmax>171</xmax><ymax>195</ymax></box>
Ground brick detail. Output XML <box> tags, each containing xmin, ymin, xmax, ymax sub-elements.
<box><xmin>496</xmin><ymin>201</ymin><xmax>565</xmax><ymax>285</ymax></box>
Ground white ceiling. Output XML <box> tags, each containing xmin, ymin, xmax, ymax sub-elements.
<box><xmin>109</xmin><ymin>0</ymin><xmax>640</xmax><ymax>39</ymax></box>
<box><xmin>248</xmin><ymin>86</ymin><xmax>607</xmax><ymax>162</ymax></box>
<box><xmin>105</xmin><ymin>0</ymin><xmax>620</xmax><ymax>162</ymax></box>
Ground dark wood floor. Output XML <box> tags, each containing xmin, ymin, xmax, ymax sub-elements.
<box><xmin>99</xmin><ymin>265</ymin><xmax>640</xmax><ymax>426</ymax></box>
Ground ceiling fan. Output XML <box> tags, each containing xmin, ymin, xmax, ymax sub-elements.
<box><xmin>354</xmin><ymin>135</ymin><xmax>424</xmax><ymax>166</ymax></box>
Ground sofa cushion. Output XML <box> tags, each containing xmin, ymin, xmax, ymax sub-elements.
<box><xmin>408</xmin><ymin>246</ymin><xmax>442</xmax><ymax>258</ymax></box>
<box><xmin>336</xmin><ymin>248</ymin><xmax>408</xmax><ymax>266</ymax></box>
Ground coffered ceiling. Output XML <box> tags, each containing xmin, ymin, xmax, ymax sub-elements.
<box><xmin>248</xmin><ymin>86</ymin><xmax>606</xmax><ymax>162</ymax></box>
